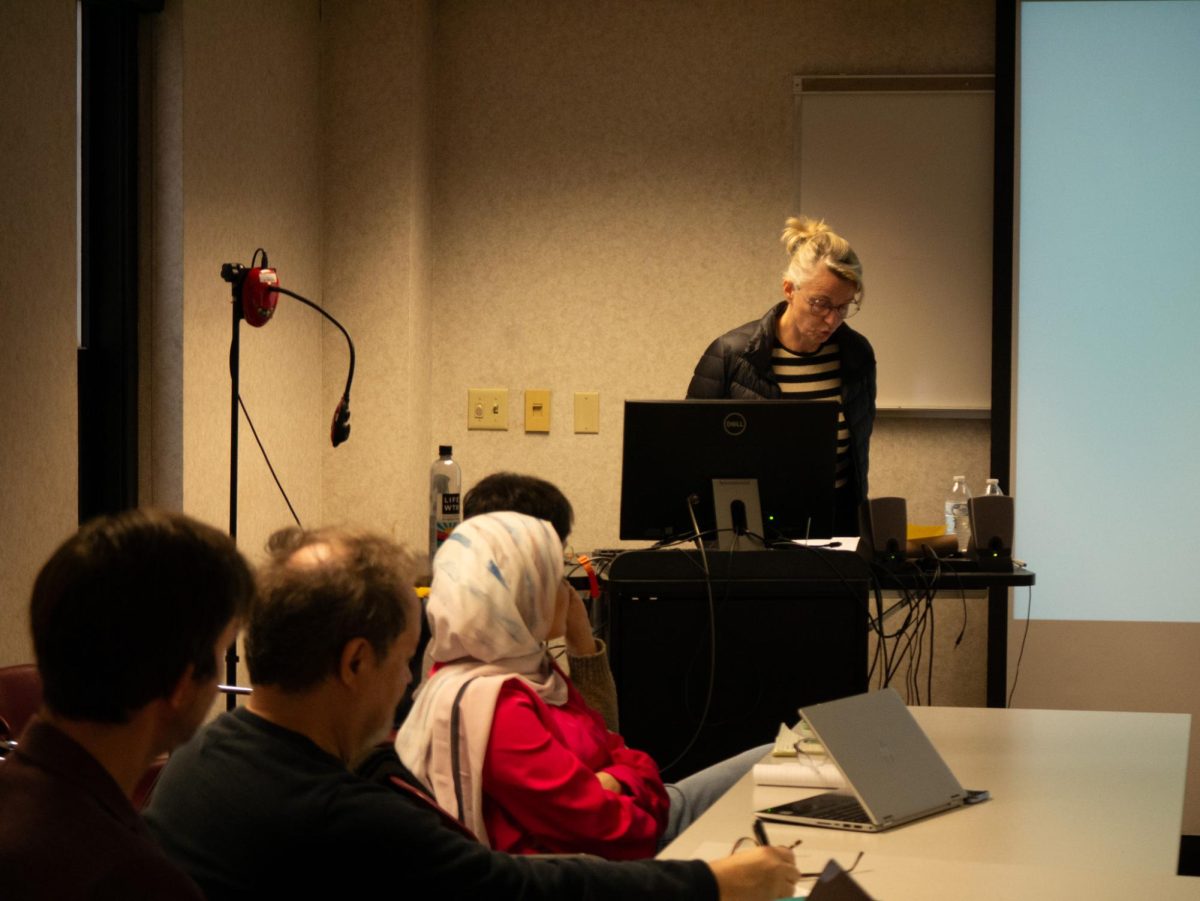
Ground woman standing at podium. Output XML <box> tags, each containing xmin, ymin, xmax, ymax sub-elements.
<box><xmin>686</xmin><ymin>216</ymin><xmax>876</xmax><ymax>534</ymax></box>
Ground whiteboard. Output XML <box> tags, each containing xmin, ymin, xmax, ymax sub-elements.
<box><xmin>794</xmin><ymin>76</ymin><xmax>994</xmax><ymax>413</ymax></box>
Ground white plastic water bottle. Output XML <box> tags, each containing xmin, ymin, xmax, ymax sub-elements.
<box><xmin>984</xmin><ymin>478</ymin><xmax>1004</xmax><ymax>497</ymax></box>
<box><xmin>944</xmin><ymin>475</ymin><xmax>972</xmax><ymax>553</ymax></box>
<box><xmin>429</xmin><ymin>445</ymin><xmax>462</xmax><ymax>562</ymax></box>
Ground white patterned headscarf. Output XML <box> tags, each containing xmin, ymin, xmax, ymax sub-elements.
<box><xmin>395</xmin><ymin>511</ymin><xmax>566</xmax><ymax>843</ymax></box>
<box><xmin>425</xmin><ymin>509</ymin><xmax>563</xmax><ymax>667</ymax></box>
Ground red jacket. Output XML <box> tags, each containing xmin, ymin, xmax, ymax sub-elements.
<box><xmin>481</xmin><ymin>671</ymin><xmax>669</xmax><ymax>859</ymax></box>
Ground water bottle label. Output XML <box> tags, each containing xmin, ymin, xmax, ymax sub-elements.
<box><xmin>434</xmin><ymin>520</ymin><xmax>458</xmax><ymax>546</ymax></box>
<box><xmin>440</xmin><ymin>493</ymin><xmax>460</xmax><ymax>516</ymax></box>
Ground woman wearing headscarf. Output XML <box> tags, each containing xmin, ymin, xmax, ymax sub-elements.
<box><xmin>396</xmin><ymin>511</ymin><xmax>666</xmax><ymax>858</ymax></box>
<box><xmin>396</xmin><ymin>511</ymin><xmax>762</xmax><ymax>860</ymax></box>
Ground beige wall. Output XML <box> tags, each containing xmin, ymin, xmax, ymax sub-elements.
<box><xmin>4</xmin><ymin>0</ymin><xmax>1197</xmax><ymax>837</ymax></box>
<box><xmin>144</xmin><ymin>0</ymin><xmax>325</xmax><ymax>565</ymax></box>
<box><xmin>319</xmin><ymin>0</ymin><xmax>434</xmax><ymax>546</ymax></box>
<box><xmin>425</xmin><ymin>0</ymin><xmax>996</xmax><ymax>553</ymax></box>
<box><xmin>0</xmin><ymin>0</ymin><xmax>995</xmax><ymax>658</ymax></box>
<box><xmin>0</xmin><ymin>1</ymin><xmax>77</xmax><ymax>665</ymax></box>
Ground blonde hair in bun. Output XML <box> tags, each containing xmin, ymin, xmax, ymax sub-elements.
<box><xmin>781</xmin><ymin>216</ymin><xmax>864</xmax><ymax>299</ymax></box>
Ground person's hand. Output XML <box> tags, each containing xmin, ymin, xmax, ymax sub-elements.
<box><xmin>595</xmin><ymin>771</ymin><xmax>622</xmax><ymax>794</ymax></box>
<box><xmin>561</xmin><ymin>583</ymin><xmax>598</xmax><ymax>656</ymax></box>
<box><xmin>708</xmin><ymin>845</ymin><xmax>799</xmax><ymax>901</ymax></box>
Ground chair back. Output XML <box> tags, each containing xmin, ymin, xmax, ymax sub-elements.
<box><xmin>0</xmin><ymin>664</ymin><xmax>43</xmax><ymax>739</ymax></box>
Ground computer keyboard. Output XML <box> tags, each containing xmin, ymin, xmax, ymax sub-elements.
<box><xmin>795</xmin><ymin>794</ymin><xmax>871</xmax><ymax>823</ymax></box>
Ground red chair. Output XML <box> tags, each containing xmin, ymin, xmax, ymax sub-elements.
<box><xmin>0</xmin><ymin>664</ymin><xmax>42</xmax><ymax>740</ymax></box>
<box><xmin>133</xmin><ymin>754</ymin><xmax>168</xmax><ymax>810</ymax></box>
<box><xmin>0</xmin><ymin>664</ymin><xmax>162</xmax><ymax>806</ymax></box>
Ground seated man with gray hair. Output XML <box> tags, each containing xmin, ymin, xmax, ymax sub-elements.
<box><xmin>145</xmin><ymin>526</ymin><xmax>797</xmax><ymax>900</ymax></box>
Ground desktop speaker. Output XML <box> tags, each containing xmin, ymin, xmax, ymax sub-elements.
<box><xmin>968</xmin><ymin>495</ymin><xmax>1014</xmax><ymax>570</ymax></box>
<box><xmin>857</xmin><ymin>497</ymin><xmax>907</xmax><ymax>569</ymax></box>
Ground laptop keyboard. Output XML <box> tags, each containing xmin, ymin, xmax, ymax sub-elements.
<box><xmin>799</xmin><ymin>794</ymin><xmax>872</xmax><ymax>823</ymax></box>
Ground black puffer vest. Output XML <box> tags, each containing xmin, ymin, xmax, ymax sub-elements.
<box><xmin>685</xmin><ymin>301</ymin><xmax>877</xmax><ymax>504</ymax></box>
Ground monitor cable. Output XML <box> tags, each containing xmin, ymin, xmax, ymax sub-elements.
<box><xmin>657</xmin><ymin>494</ymin><xmax>719</xmax><ymax>779</ymax></box>
<box><xmin>1007</xmin><ymin>585</ymin><xmax>1033</xmax><ymax>707</ymax></box>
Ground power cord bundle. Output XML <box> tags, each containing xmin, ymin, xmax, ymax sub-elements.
<box><xmin>638</xmin><ymin>502</ymin><xmax>755</xmax><ymax>776</ymax></box>
<box><xmin>655</xmin><ymin>532</ymin><xmax>720</xmax><ymax>778</ymax></box>
<box><xmin>862</xmin><ymin>546</ymin><xmax>976</xmax><ymax>706</ymax></box>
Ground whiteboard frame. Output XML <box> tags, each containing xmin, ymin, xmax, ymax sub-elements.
<box><xmin>794</xmin><ymin>75</ymin><xmax>996</xmax><ymax>415</ymax></box>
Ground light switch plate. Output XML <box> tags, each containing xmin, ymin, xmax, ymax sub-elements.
<box><xmin>574</xmin><ymin>391</ymin><xmax>599</xmax><ymax>433</ymax></box>
<box><xmin>467</xmin><ymin>388</ymin><xmax>508</xmax><ymax>430</ymax></box>
<box><xmin>525</xmin><ymin>389</ymin><xmax>551</xmax><ymax>433</ymax></box>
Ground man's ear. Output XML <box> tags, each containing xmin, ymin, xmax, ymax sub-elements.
<box><xmin>782</xmin><ymin>279</ymin><xmax>795</xmax><ymax>299</ymax></box>
<box><xmin>166</xmin><ymin>663</ymin><xmax>199</xmax><ymax>712</ymax></box>
<box><xmin>338</xmin><ymin>637</ymin><xmax>372</xmax><ymax>687</ymax></box>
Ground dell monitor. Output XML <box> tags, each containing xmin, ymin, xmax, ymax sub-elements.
<box><xmin>619</xmin><ymin>399</ymin><xmax>838</xmax><ymax>543</ymax></box>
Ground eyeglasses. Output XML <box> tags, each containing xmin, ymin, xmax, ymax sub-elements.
<box><xmin>806</xmin><ymin>297</ymin><xmax>861</xmax><ymax>320</ymax></box>
<box><xmin>731</xmin><ymin>834</ymin><xmax>804</xmax><ymax>854</ymax></box>
<box><xmin>797</xmin><ymin>850</ymin><xmax>863</xmax><ymax>879</ymax></box>
<box><xmin>733</xmin><ymin>821</ymin><xmax>864</xmax><ymax>879</ymax></box>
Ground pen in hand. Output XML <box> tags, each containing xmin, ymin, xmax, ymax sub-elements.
<box><xmin>752</xmin><ymin>818</ymin><xmax>769</xmax><ymax>846</ymax></box>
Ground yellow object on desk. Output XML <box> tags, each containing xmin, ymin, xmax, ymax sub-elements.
<box><xmin>906</xmin><ymin>524</ymin><xmax>946</xmax><ymax>541</ymax></box>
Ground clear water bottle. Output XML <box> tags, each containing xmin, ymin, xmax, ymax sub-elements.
<box><xmin>944</xmin><ymin>475</ymin><xmax>972</xmax><ymax>553</ymax></box>
<box><xmin>984</xmin><ymin>478</ymin><xmax>1004</xmax><ymax>497</ymax></box>
<box><xmin>429</xmin><ymin>445</ymin><xmax>462</xmax><ymax>562</ymax></box>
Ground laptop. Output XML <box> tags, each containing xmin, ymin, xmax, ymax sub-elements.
<box><xmin>756</xmin><ymin>688</ymin><xmax>974</xmax><ymax>832</ymax></box>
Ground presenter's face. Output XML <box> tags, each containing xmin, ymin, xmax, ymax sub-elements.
<box><xmin>781</xmin><ymin>269</ymin><xmax>859</xmax><ymax>352</ymax></box>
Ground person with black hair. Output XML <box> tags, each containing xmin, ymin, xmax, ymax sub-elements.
<box><xmin>463</xmin><ymin>471</ymin><xmax>575</xmax><ymax>544</ymax></box>
<box><xmin>144</xmin><ymin>525</ymin><xmax>797</xmax><ymax>901</ymax></box>
<box><xmin>0</xmin><ymin>509</ymin><xmax>253</xmax><ymax>900</ymax></box>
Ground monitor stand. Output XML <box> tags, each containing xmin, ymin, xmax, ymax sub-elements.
<box><xmin>713</xmin><ymin>478</ymin><xmax>766</xmax><ymax>550</ymax></box>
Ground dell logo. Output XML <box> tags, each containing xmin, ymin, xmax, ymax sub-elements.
<box><xmin>723</xmin><ymin>413</ymin><xmax>747</xmax><ymax>436</ymax></box>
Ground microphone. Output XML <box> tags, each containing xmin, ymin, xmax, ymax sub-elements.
<box><xmin>331</xmin><ymin>396</ymin><xmax>351</xmax><ymax>447</ymax></box>
<box><xmin>243</xmin><ymin>266</ymin><xmax>279</xmax><ymax>327</ymax></box>
<box><xmin>221</xmin><ymin>249</ymin><xmax>279</xmax><ymax>327</ymax></box>
<box><xmin>268</xmin><ymin>282</ymin><xmax>357</xmax><ymax>449</ymax></box>
<box><xmin>220</xmin><ymin>251</ymin><xmax>357</xmax><ymax>448</ymax></box>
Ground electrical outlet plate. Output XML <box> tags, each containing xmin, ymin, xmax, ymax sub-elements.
<box><xmin>468</xmin><ymin>388</ymin><xmax>508</xmax><ymax>430</ymax></box>
<box><xmin>574</xmin><ymin>391</ymin><xmax>599</xmax><ymax>433</ymax></box>
<box><xmin>525</xmin><ymin>389</ymin><xmax>551</xmax><ymax>433</ymax></box>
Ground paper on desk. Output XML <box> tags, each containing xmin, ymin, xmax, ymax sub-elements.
<box><xmin>753</xmin><ymin>758</ymin><xmax>846</xmax><ymax>789</ymax></box>
<box><xmin>790</xmin><ymin>536</ymin><xmax>859</xmax><ymax>552</ymax></box>
<box><xmin>766</xmin><ymin>722</ymin><xmax>840</xmax><ymax>789</ymax></box>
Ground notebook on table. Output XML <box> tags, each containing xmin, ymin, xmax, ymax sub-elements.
<box><xmin>756</xmin><ymin>688</ymin><xmax>980</xmax><ymax>832</ymax></box>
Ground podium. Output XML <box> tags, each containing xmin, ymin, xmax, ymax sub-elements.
<box><xmin>604</xmin><ymin>548</ymin><xmax>869</xmax><ymax>777</ymax></box>
<box><xmin>602</xmin><ymin>548</ymin><xmax>1036</xmax><ymax>777</ymax></box>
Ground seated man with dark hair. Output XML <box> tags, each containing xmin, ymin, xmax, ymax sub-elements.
<box><xmin>0</xmin><ymin>509</ymin><xmax>253</xmax><ymax>900</ymax></box>
<box><xmin>463</xmin><ymin>470</ymin><xmax>576</xmax><ymax>545</ymax></box>
<box><xmin>145</xmin><ymin>526</ymin><xmax>797</xmax><ymax>900</ymax></box>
